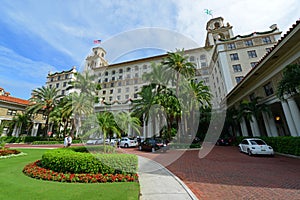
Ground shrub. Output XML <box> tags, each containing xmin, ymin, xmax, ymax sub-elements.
<box><xmin>23</xmin><ymin>160</ymin><xmax>138</xmax><ymax>183</ymax></box>
<box><xmin>40</xmin><ymin>148</ymin><xmax>137</xmax><ymax>174</ymax></box>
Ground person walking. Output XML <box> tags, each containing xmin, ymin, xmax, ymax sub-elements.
<box><xmin>64</xmin><ymin>135</ymin><xmax>68</xmax><ymax>148</ymax></box>
<box><xmin>67</xmin><ymin>135</ymin><xmax>72</xmax><ymax>147</ymax></box>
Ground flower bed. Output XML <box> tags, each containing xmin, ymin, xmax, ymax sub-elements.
<box><xmin>23</xmin><ymin>160</ymin><xmax>139</xmax><ymax>183</ymax></box>
<box><xmin>0</xmin><ymin>149</ymin><xmax>21</xmax><ymax>156</ymax></box>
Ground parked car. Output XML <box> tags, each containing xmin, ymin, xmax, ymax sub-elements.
<box><xmin>105</xmin><ymin>137</ymin><xmax>118</xmax><ymax>146</ymax></box>
<box><xmin>216</xmin><ymin>137</ymin><xmax>232</xmax><ymax>146</ymax></box>
<box><xmin>138</xmin><ymin>138</ymin><xmax>168</xmax><ymax>152</ymax></box>
<box><xmin>86</xmin><ymin>138</ymin><xmax>103</xmax><ymax>145</ymax></box>
<box><xmin>119</xmin><ymin>137</ymin><xmax>137</xmax><ymax>148</ymax></box>
<box><xmin>238</xmin><ymin>138</ymin><xmax>274</xmax><ymax>156</ymax></box>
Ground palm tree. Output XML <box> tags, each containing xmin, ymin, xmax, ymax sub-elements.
<box><xmin>83</xmin><ymin>112</ymin><xmax>120</xmax><ymax>143</ymax></box>
<box><xmin>162</xmin><ymin>49</ymin><xmax>196</xmax><ymax>96</ymax></box>
<box><xmin>27</xmin><ymin>86</ymin><xmax>61</xmax><ymax>137</ymax></box>
<box><xmin>277</xmin><ymin>63</ymin><xmax>300</xmax><ymax>99</ymax></box>
<box><xmin>142</xmin><ymin>62</ymin><xmax>170</xmax><ymax>91</ymax></box>
<box><xmin>114</xmin><ymin>111</ymin><xmax>141</xmax><ymax>136</ymax></box>
<box><xmin>11</xmin><ymin>113</ymin><xmax>31</xmax><ymax>137</ymax></box>
<box><xmin>69</xmin><ymin>71</ymin><xmax>99</xmax><ymax>97</ymax></box>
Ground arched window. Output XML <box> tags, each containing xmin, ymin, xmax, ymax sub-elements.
<box><xmin>190</xmin><ymin>56</ymin><xmax>195</xmax><ymax>62</ymax></box>
<box><xmin>200</xmin><ymin>54</ymin><xmax>206</xmax><ymax>60</ymax></box>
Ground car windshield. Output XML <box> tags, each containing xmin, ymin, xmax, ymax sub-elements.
<box><xmin>250</xmin><ymin>140</ymin><xmax>266</xmax><ymax>145</ymax></box>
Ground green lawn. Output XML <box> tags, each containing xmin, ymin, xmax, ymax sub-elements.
<box><xmin>0</xmin><ymin>148</ymin><xmax>140</xmax><ymax>200</ymax></box>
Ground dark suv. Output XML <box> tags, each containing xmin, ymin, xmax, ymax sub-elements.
<box><xmin>138</xmin><ymin>138</ymin><xmax>168</xmax><ymax>152</ymax></box>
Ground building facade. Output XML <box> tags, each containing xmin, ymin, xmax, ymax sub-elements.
<box><xmin>226</xmin><ymin>20</ymin><xmax>300</xmax><ymax>137</ymax></box>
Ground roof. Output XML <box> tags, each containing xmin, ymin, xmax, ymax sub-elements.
<box><xmin>48</xmin><ymin>66</ymin><xmax>76</xmax><ymax>77</ymax></box>
<box><xmin>0</xmin><ymin>95</ymin><xmax>30</xmax><ymax>106</ymax></box>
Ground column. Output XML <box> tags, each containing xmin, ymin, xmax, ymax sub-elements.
<box><xmin>267</xmin><ymin>112</ymin><xmax>279</xmax><ymax>137</ymax></box>
<box><xmin>240</xmin><ymin>117</ymin><xmax>249</xmax><ymax>137</ymax></box>
<box><xmin>31</xmin><ymin>123</ymin><xmax>39</xmax><ymax>137</ymax></box>
<box><xmin>262</xmin><ymin>112</ymin><xmax>272</xmax><ymax>136</ymax></box>
<box><xmin>250</xmin><ymin>116</ymin><xmax>260</xmax><ymax>137</ymax></box>
<box><xmin>287</xmin><ymin>98</ymin><xmax>300</xmax><ymax>136</ymax></box>
<box><xmin>281</xmin><ymin>100</ymin><xmax>298</xmax><ymax>136</ymax></box>
<box><xmin>143</xmin><ymin>114</ymin><xmax>146</xmax><ymax>138</ymax></box>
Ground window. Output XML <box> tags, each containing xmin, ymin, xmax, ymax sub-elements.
<box><xmin>103</xmin><ymin>83</ymin><xmax>106</xmax><ymax>88</ymax></box>
<box><xmin>244</xmin><ymin>40</ymin><xmax>253</xmax><ymax>47</ymax></box>
<box><xmin>49</xmin><ymin>85</ymin><xmax>52</xmax><ymax>88</ymax></box>
<box><xmin>105</xmin><ymin>71</ymin><xmax>109</xmax><ymax>76</ymax></box>
<box><xmin>118</xmin><ymin>81</ymin><xmax>122</xmax><ymax>86</ymax></box>
<box><xmin>250</xmin><ymin>62</ymin><xmax>258</xmax><ymax>68</ymax></box>
<box><xmin>264</xmin><ymin>82</ymin><xmax>274</xmax><ymax>96</ymax></box>
<box><xmin>110</xmin><ymin>89</ymin><xmax>113</xmax><ymax>94</ymax></box>
<box><xmin>126</xmin><ymin>80</ymin><xmax>130</xmax><ymax>85</ymax></box>
<box><xmin>104</xmin><ymin>78</ymin><xmax>108</xmax><ymax>82</ymax></box>
<box><xmin>112</xmin><ymin>77</ymin><xmax>115</xmax><ymax>81</ymax></box>
<box><xmin>110</xmin><ymin>83</ymin><xmax>114</xmax><ymax>87</ymax></box>
<box><xmin>119</xmin><ymin>69</ymin><xmax>123</xmax><ymax>73</ymax></box>
<box><xmin>143</xmin><ymin>65</ymin><xmax>147</xmax><ymax>69</ymax></box>
<box><xmin>127</xmin><ymin>67</ymin><xmax>131</xmax><ymax>72</ymax></box>
<box><xmin>102</xmin><ymin>90</ymin><xmax>106</xmax><ymax>95</ymax></box>
<box><xmin>63</xmin><ymin>82</ymin><xmax>67</xmax><ymax>87</ymax></box>
<box><xmin>232</xmin><ymin>64</ymin><xmax>242</xmax><ymax>72</ymax></box>
<box><xmin>249</xmin><ymin>93</ymin><xmax>256</xmax><ymax>101</ymax></box>
<box><xmin>134</xmin><ymin>79</ymin><xmax>138</xmax><ymax>84</ymax></box>
<box><xmin>126</xmin><ymin>74</ymin><xmax>131</xmax><ymax>79</ymax></box>
<box><xmin>134</xmin><ymin>86</ymin><xmax>138</xmax><ymax>91</ymax></box>
<box><xmin>61</xmin><ymin>90</ymin><xmax>65</xmax><ymax>95</ymax></box>
<box><xmin>119</xmin><ymin>75</ymin><xmax>123</xmax><ymax>80</ymax></box>
<box><xmin>98</xmin><ymin>79</ymin><xmax>101</xmax><ymax>83</ymax></box>
<box><xmin>200</xmin><ymin>54</ymin><xmax>206</xmax><ymax>60</ymax></box>
<box><xmin>135</xmin><ymin>73</ymin><xmax>139</xmax><ymax>78</ymax></box>
<box><xmin>118</xmin><ymin>88</ymin><xmax>121</xmax><ymax>93</ymax></box>
<box><xmin>266</xmin><ymin>48</ymin><xmax>272</xmax><ymax>52</ymax></box>
<box><xmin>7</xmin><ymin>109</ymin><xmax>17</xmax><ymax>116</ymax></box>
<box><xmin>112</xmin><ymin>70</ymin><xmax>116</xmax><ymax>75</ymax></box>
<box><xmin>235</xmin><ymin>76</ymin><xmax>244</xmax><ymax>83</ymax></box>
<box><xmin>190</xmin><ymin>56</ymin><xmax>195</xmax><ymax>62</ymax></box>
<box><xmin>56</xmin><ymin>83</ymin><xmax>59</xmax><ymax>88</ymax></box>
<box><xmin>262</xmin><ymin>36</ymin><xmax>272</xmax><ymax>44</ymax></box>
<box><xmin>57</xmin><ymin>76</ymin><xmax>61</xmax><ymax>81</ymax></box>
<box><xmin>126</xmin><ymin>87</ymin><xmax>129</xmax><ymax>93</ymax></box>
<box><xmin>65</xmin><ymin>74</ymin><xmax>69</xmax><ymax>79</ymax></box>
<box><xmin>135</xmin><ymin>66</ymin><xmax>139</xmax><ymax>71</ymax></box>
<box><xmin>227</xmin><ymin>43</ymin><xmax>236</xmax><ymax>50</ymax></box>
<box><xmin>201</xmin><ymin>62</ymin><xmax>207</xmax><ymax>67</ymax></box>
<box><xmin>125</xmin><ymin>95</ymin><xmax>129</xmax><ymax>99</ymax></box>
<box><xmin>230</xmin><ymin>53</ymin><xmax>239</xmax><ymax>61</ymax></box>
<box><xmin>109</xmin><ymin>96</ymin><xmax>112</xmax><ymax>101</ymax></box>
<box><xmin>117</xmin><ymin>95</ymin><xmax>121</xmax><ymax>100</ymax></box>
<box><xmin>247</xmin><ymin>50</ymin><xmax>257</xmax><ymax>58</ymax></box>
<box><xmin>50</xmin><ymin>77</ymin><xmax>54</xmax><ymax>82</ymax></box>
<box><xmin>134</xmin><ymin>93</ymin><xmax>138</xmax><ymax>98</ymax></box>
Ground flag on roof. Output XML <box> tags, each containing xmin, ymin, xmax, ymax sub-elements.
<box><xmin>93</xmin><ymin>39</ymin><xmax>101</xmax><ymax>44</ymax></box>
<box><xmin>204</xmin><ymin>9</ymin><xmax>213</xmax><ymax>17</ymax></box>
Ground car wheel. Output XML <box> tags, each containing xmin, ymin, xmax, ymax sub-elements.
<box><xmin>138</xmin><ymin>145</ymin><xmax>142</xmax><ymax>151</ymax></box>
<box><xmin>151</xmin><ymin>147</ymin><xmax>155</xmax><ymax>152</ymax></box>
<box><xmin>124</xmin><ymin>143</ymin><xmax>129</xmax><ymax>148</ymax></box>
<box><xmin>247</xmin><ymin>149</ymin><xmax>252</xmax><ymax>156</ymax></box>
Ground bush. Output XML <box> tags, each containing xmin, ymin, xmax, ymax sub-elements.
<box><xmin>40</xmin><ymin>148</ymin><xmax>137</xmax><ymax>174</ymax></box>
<box><xmin>233</xmin><ymin>136</ymin><xmax>300</xmax><ymax>156</ymax></box>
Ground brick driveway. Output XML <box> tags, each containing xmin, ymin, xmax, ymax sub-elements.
<box><xmin>124</xmin><ymin>146</ymin><xmax>300</xmax><ymax>200</ymax></box>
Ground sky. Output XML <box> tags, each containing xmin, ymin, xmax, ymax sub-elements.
<box><xmin>0</xmin><ymin>0</ymin><xmax>299</xmax><ymax>99</ymax></box>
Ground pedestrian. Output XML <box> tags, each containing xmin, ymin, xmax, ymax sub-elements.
<box><xmin>67</xmin><ymin>135</ymin><xmax>72</xmax><ymax>147</ymax></box>
<box><xmin>64</xmin><ymin>135</ymin><xmax>68</xmax><ymax>148</ymax></box>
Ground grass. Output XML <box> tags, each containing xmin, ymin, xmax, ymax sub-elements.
<box><xmin>0</xmin><ymin>148</ymin><xmax>140</xmax><ymax>200</ymax></box>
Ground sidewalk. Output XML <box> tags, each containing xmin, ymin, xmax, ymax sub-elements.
<box><xmin>138</xmin><ymin>156</ymin><xmax>198</xmax><ymax>200</ymax></box>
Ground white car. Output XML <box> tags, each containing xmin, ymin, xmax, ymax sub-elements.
<box><xmin>239</xmin><ymin>138</ymin><xmax>274</xmax><ymax>156</ymax></box>
<box><xmin>119</xmin><ymin>137</ymin><xmax>137</xmax><ymax>148</ymax></box>
<box><xmin>86</xmin><ymin>138</ymin><xmax>103</xmax><ymax>145</ymax></box>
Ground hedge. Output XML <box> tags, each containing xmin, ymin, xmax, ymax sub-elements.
<box><xmin>0</xmin><ymin>136</ymin><xmax>81</xmax><ymax>144</ymax></box>
<box><xmin>233</xmin><ymin>136</ymin><xmax>300</xmax><ymax>156</ymax></box>
<box><xmin>40</xmin><ymin>148</ymin><xmax>137</xmax><ymax>174</ymax></box>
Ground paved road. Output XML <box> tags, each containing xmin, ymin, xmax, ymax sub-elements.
<box><xmin>123</xmin><ymin>146</ymin><xmax>300</xmax><ymax>200</ymax></box>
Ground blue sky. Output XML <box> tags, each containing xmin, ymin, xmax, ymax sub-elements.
<box><xmin>0</xmin><ymin>0</ymin><xmax>299</xmax><ymax>99</ymax></box>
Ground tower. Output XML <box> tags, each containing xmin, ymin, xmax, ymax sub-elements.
<box><xmin>85</xmin><ymin>47</ymin><xmax>109</xmax><ymax>71</ymax></box>
<box><xmin>205</xmin><ymin>17</ymin><xmax>234</xmax><ymax>46</ymax></box>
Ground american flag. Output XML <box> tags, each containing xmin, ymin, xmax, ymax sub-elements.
<box><xmin>93</xmin><ymin>39</ymin><xmax>101</xmax><ymax>44</ymax></box>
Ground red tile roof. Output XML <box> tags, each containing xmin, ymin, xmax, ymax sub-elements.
<box><xmin>0</xmin><ymin>95</ymin><xmax>29</xmax><ymax>105</ymax></box>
